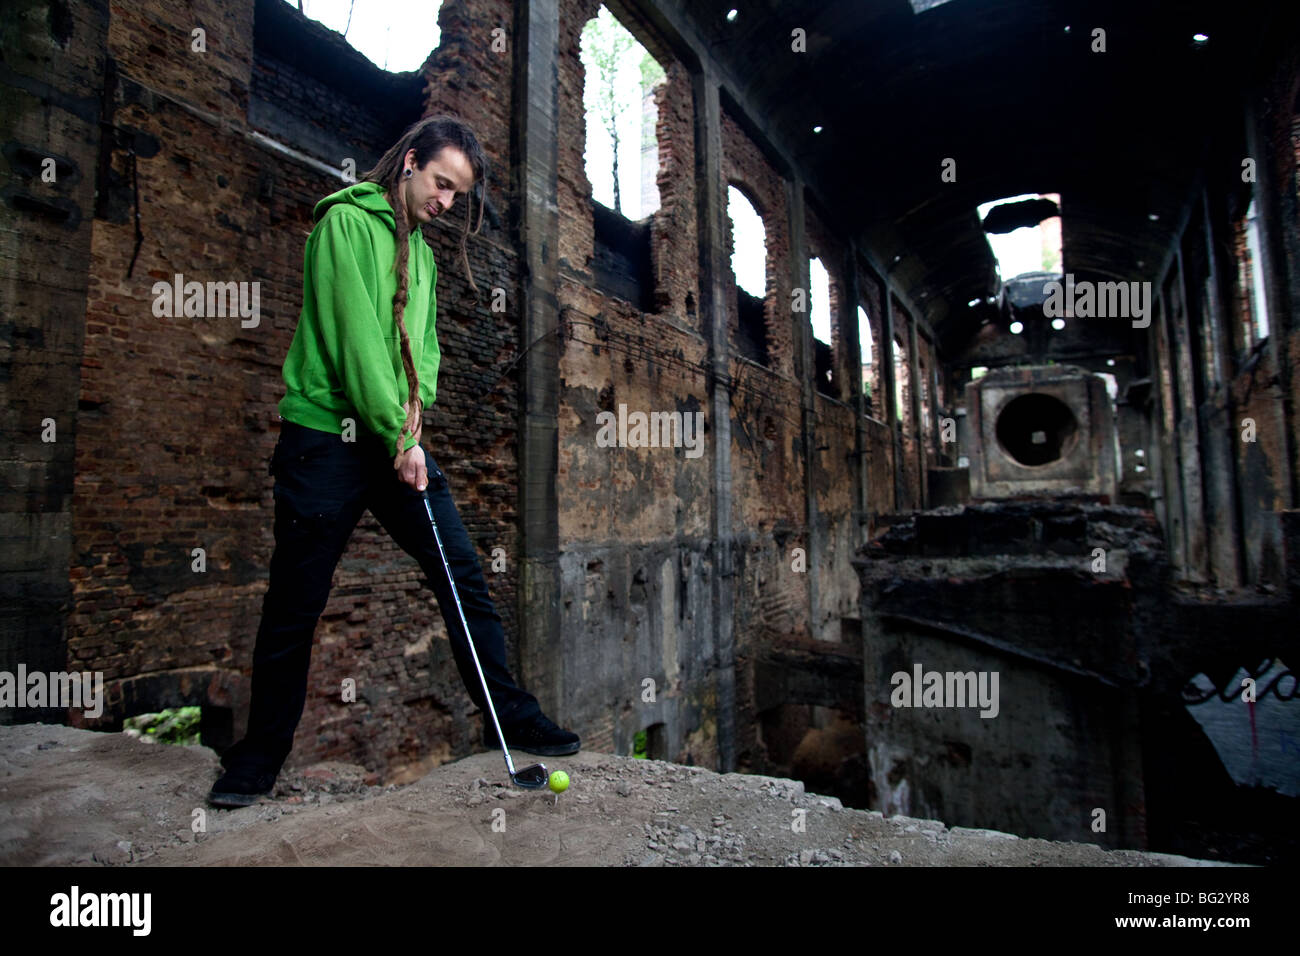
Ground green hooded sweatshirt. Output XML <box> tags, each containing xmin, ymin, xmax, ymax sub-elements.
<box><xmin>278</xmin><ymin>181</ymin><xmax>439</xmax><ymax>454</ymax></box>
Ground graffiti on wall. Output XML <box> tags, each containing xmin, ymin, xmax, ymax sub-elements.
<box><xmin>1183</xmin><ymin>658</ymin><xmax>1299</xmax><ymax>797</ymax></box>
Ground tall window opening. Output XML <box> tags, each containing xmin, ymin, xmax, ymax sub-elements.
<box><xmin>581</xmin><ymin>5</ymin><xmax>665</xmax><ymax>220</ymax></box>
<box><xmin>579</xmin><ymin>6</ymin><xmax>665</xmax><ymax>310</ymax></box>
<box><xmin>729</xmin><ymin>185</ymin><xmax>768</xmax><ymax>365</ymax></box>
<box><xmin>859</xmin><ymin>306</ymin><xmax>876</xmax><ymax>413</ymax></box>
<box><xmin>1242</xmin><ymin>199</ymin><xmax>1271</xmax><ymax>346</ymax></box>
<box><xmin>919</xmin><ymin>356</ymin><xmax>932</xmax><ymax>443</ymax></box>
<box><xmin>810</xmin><ymin>257</ymin><xmax>835</xmax><ymax>397</ymax></box>
<box><xmin>893</xmin><ymin>338</ymin><xmax>911</xmax><ymax>428</ymax></box>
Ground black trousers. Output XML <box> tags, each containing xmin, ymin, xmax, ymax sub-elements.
<box><xmin>224</xmin><ymin>420</ymin><xmax>541</xmax><ymax>775</ymax></box>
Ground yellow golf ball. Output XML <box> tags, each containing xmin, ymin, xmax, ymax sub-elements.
<box><xmin>548</xmin><ymin>770</ymin><xmax>569</xmax><ymax>793</ymax></box>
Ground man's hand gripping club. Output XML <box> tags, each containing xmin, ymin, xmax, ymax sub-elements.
<box><xmin>394</xmin><ymin>398</ymin><xmax>427</xmax><ymax>492</ymax></box>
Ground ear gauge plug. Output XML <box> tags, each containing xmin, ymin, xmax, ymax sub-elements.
<box><xmin>404</xmin><ymin>168</ymin><xmax>413</xmax><ymax>178</ymax></box>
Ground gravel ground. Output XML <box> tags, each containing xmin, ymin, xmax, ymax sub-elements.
<box><xmin>0</xmin><ymin>723</ymin><xmax>1224</xmax><ymax>866</ymax></box>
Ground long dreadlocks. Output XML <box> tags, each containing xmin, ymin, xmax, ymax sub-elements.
<box><xmin>362</xmin><ymin>115</ymin><xmax>488</xmax><ymax>462</ymax></box>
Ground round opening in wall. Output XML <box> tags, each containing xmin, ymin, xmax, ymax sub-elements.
<box><xmin>995</xmin><ymin>393</ymin><xmax>1078</xmax><ymax>466</ymax></box>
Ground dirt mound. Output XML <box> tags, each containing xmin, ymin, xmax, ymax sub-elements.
<box><xmin>0</xmin><ymin>724</ymin><xmax>1218</xmax><ymax>866</ymax></box>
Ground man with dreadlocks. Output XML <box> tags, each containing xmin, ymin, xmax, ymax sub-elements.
<box><xmin>208</xmin><ymin>116</ymin><xmax>578</xmax><ymax>808</ymax></box>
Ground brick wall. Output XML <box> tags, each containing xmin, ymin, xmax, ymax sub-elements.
<box><xmin>551</xmin><ymin>1</ymin><xmax>719</xmax><ymax>765</ymax></box>
<box><xmin>649</xmin><ymin>62</ymin><xmax>700</xmax><ymax>321</ymax></box>
<box><xmin>107</xmin><ymin>0</ymin><xmax>252</xmax><ymax>122</ymax></box>
<box><xmin>721</xmin><ymin>106</ymin><xmax>803</xmax><ymax>534</ymax></box>
<box><xmin>556</xmin><ymin>0</ymin><xmax>601</xmax><ymax>276</ymax></box>
<box><xmin>0</xmin><ymin>0</ymin><xmax>112</xmax><ymax>719</ymax></box>
<box><xmin>425</xmin><ymin>0</ymin><xmax>516</xmax><ymax>200</ymax></box>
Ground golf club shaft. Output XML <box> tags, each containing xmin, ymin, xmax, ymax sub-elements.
<box><xmin>422</xmin><ymin>493</ymin><xmax>517</xmax><ymax>778</ymax></box>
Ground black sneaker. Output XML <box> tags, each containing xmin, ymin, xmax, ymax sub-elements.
<box><xmin>485</xmin><ymin>713</ymin><xmax>580</xmax><ymax>757</ymax></box>
<box><xmin>208</xmin><ymin>765</ymin><xmax>277</xmax><ymax>808</ymax></box>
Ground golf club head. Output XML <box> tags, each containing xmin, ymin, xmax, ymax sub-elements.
<box><xmin>512</xmin><ymin>763</ymin><xmax>549</xmax><ymax>789</ymax></box>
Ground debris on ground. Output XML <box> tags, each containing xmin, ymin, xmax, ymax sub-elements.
<box><xmin>0</xmin><ymin>724</ymin><xmax>1223</xmax><ymax>866</ymax></box>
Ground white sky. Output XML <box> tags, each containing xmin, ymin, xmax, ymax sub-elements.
<box><xmin>978</xmin><ymin>193</ymin><xmax>1062</xmax><ymax>280</ymax></box>
<box><xmin>809</xmin><ymin>257</ymin><xmax>831</xmax><ymax>345</ymax></box>
<box><xmin>859</xmin><ymin>305</ymin><xmax>873</xmax><ymax>365</ymax></box>
<box><xmin>728</xmin><ymin>186</ymin><xmax>765</xmax><ymax>299</ymax></box>
<box><xmin>289</xmin><ymin>0</ymin><xmax>441</xmax><ymax>73</ymax></box>
<box><xmin>582</xmin><ymin>7</ymin><xmax>659</xmax><ymax>220</ymax></box>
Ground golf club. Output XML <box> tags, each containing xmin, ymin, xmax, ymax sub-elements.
<box><xmin>420</xmin><ymin>461</ymin><xmax>548</xmax><ymax>790</ymax></box>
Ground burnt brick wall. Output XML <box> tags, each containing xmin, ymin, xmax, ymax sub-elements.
<box><xmin>551</xmin><ymin>1</ymin><xmax>720</xmax><ymax>764</ymax></box>
<box><xmin>546</xmin><ymin>0</ymin><xmax>872</xmax><ymax>767</ymax></box>
<box><xmin>802</xmin><ymin>201</ymin><xmax>861</xmax><ymax>640</ymax></box>
<box><xmin>74</xmin><ymin>20</ymin><xmax>290</xmax><ymax>730</ymax></box>
<box><xmin>648</xmin><ymin>61</ymin><xmax>700</xmax><ymax>322</ymax></box>
<box><xmin>721</xmin><ymin>107</ymin><xmax>795</xmax><ymax>384</ymax></box>
<box><xmin>865</xmin><ymin>417</ymin><xmax>895</xmax><ymax>521</ymax></box>
<box><xmin>556</xmin><ymin>0</ymin><xmax>602</xmax><ymax>277</ymax></box>
<box><xmin>720</xmin><ymin>105</ymin><xmax>806</xmax><ymax>670</ymax></box>
<box><xmin>721</xmin><ymin>105</ymin><xmax>802</xmax><ymax>531</ymax></box>
<box><xmin>721</xmin><ymin>104</ymin><xmax>817</xmax><ymax>768</ymax></box>
<box><xmin>248</xmin><ymin>54</ymin><xmax>414</xmax><ymax>174</ymax></box>
<box><xmin>551</xmin><ymin>0</ymin><xmax>701</xmax><ymax>315</ymax></box>
<box><xmin>424</xmin><ymin>0</ymin><xmax>516</xmax><ymax>203</ymax></box>
<box><xmin>107</xmin><ymin>0</ymin><xmax>251</xmax><ymax>121</ymax></box>
<box><xmin>1</xmin><ymin>0</ymin><xmax>112</xmax><ymax>719</ymax></box>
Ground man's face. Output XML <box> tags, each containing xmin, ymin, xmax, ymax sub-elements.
<box><xmin>402</xmin><ymin>146</ymin><xmax>474</xmax><ymax>225</ymax></box>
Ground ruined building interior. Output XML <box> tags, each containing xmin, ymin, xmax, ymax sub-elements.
<box><xmin>3</xmin><ymin>0</ymin><xmax>1298</xmax><ymax>865</ymax></box>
